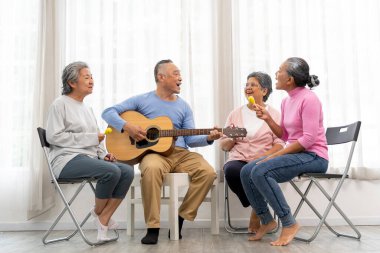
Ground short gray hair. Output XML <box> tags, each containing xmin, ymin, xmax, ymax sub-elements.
<box><xmin>61</xmin><ymin>61</ymin><xmax>89</xmax><ymax>95</ymax></box>
<box><xmin>154</xmin><ymin>59</ymin><xmax>173</xmax><ymax>83</ymax></box>
<box><xmin>247</xmin><ymin>71</ymin><xmax>272</xmax><ymax>102</ymax></box>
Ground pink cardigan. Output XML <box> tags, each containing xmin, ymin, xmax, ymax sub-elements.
<box><xmin>222</xmin><ymin>105</ymin><xmax>285</xmax><ymax>163</ymax></box>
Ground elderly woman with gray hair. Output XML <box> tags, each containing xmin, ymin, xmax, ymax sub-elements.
<box><xmin>241</xmin><ymin>57</ymin><xmax>328</xmax><ymax>246</ymax></box>
<box><xmin>220</xmin><ymin>71</ymin><xmax>285</xmax><ymax>234</ymax></box>
<box><xmin>46</xmin><ymin>61</ymin><xmax>134</xmax><ymax>242</ymax></box>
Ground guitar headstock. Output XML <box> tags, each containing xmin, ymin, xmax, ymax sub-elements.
<box><xmin>223</xmin><ymin>127</ymin><xmax>247</xmax><ymax>138</ymax></box>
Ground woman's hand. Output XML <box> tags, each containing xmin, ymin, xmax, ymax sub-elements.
<box><xmin>98</xmin><ymin>133</ymin><xmax>105</xmax><ymax>143</ymax></box>
<box><xmin>256</xmin><ymin>153</ymin><xmax>281</xmax><ymax>164</ymax></box>
<box><xmin>104</xmin><ymin>153</ymin><xmax>116</xmax><ymax>162</ymax></box>
<box><xmin>253</xmin><ymin>104</ymin><xmax>271</xmax><ymax>121</ymax></box>
<box><xmin>221</xmin><ymin>137</ymin><xmax>236</xmax><ymax>151</ymax></box>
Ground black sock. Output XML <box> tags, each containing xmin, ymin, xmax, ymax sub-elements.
<box><xmin>141</xmin><ymin>228</ymin><xmax>160</xmax><ymax>244</ymax></box>
<box><xmin>169</xmin><ymin>215</ymin><xmax>185</xmax><ymax>239</ymax></box>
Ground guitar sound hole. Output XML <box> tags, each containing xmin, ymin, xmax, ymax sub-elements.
<box><xmin>146</xmin><ymin>127</ymin><xmax>159</xmax><ymax>141</ymax></box>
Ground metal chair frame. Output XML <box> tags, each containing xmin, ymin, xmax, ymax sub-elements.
<box><xmin>223</xmin><ymin>153</ymin><xmax>279</xmax><ymax>234</ymax></box>
<box><xmin>290</xmin><ymin>121</ymin><xmax>362</xmax><ymax>243</ymax></box>
<box><xmin>224</xmin><ymin>177</ymin><xmax>251</xmax><ymax>233</ymax></box>
<box><xmin>37</xmin><ymin>127</ymin><xmax>119</xmax><ymax>246</ymax></box>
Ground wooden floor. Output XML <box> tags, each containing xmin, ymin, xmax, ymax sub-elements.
<box><xmin>1</xmin><ymin>226</ymin><xmax>380</xmax><ymax>253</ymax></box>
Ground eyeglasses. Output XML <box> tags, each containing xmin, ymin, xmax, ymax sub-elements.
<box><xmin>245</xmin><ymin>83</ymin><xmax>261</xmax><ymax>88</ymax></box>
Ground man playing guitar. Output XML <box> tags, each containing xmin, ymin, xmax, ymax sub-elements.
<box><xmin>102</xmin><ymin>59</ymin><xmax>223</xmax><ymax>245</ymax></box>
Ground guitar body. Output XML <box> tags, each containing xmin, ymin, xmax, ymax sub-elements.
<box><xmin>105</xmin><ymin>111</ymin><xmax>175</xmax><ymax>165</ymax></box>
<box><xmin>106</xmin><ymin>111</ymin><xmax>247</xmax><ymax>165</ymax></box>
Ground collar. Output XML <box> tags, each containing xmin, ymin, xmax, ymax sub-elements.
<box><xmin>288</xmin><ymin>87</ymin><xmax>305</xmax><ymax>97</ymax></box>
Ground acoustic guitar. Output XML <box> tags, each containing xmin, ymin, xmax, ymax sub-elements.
<box><xmin>105</xmin><ymin>111</ymin><xmax>247</xmax><ymax>165</ymax></box>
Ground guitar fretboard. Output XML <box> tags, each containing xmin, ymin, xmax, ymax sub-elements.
<box><xmin>159</xmin><ymin>128</ymin><xmax>223</xmax><ymax>137</ymax></box>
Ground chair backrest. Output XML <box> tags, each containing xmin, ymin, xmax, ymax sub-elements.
<box><xmin>37</xmin><ymin>127</ymin><xmax>50</xmax><ymax>148</ymax></box>
<box><xmin>325</xmin><ymin>121</ymin><xmax>361</xmax><ymax>177</ymax></box>
<box><xmin>326</xmin><ymin>121</ymin><xmax>361</xmax><ymax>145</ymax></box>
<box><xmin>37</xmin><ymin>127</ymin><xmax>97</xmax><ymax>184</ymax></box>
<box><xmin>37</xmin><ymin>127</ymin><xmax>59</xmax><ymax>181</ymax></box>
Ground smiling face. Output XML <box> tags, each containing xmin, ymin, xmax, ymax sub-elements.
<box><xmin>244</xmin><ymin>77</ymin><xmax>267</xmax><ymax>105</ymax></box>
<box><xmin>275</xmin><ymin>62</ymin><xmax>295</xmax><ymax>91</ymax></box>
<box><xmin>158</xmin><ymin>62</ymin><xmax>182</xmax><ymax>94</ymax></box>
<box><xmin>68</xmin><ymin>68</ymin><xmax>94</xmax><ymax>97</ymax></box>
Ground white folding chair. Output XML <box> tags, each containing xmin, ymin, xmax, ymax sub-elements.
<box><xmin>37</xmin><ymin>127</ymin><xmax>118</xmax><ymax>246</ymax></box>
<box><xmin>126</xmin><ymin>170</ymin><xmax>219</xmax><ymax>240</ymax></box>
<box><xmin>290</xmin><ymin>121</ymin><xmax>362</xmax><ymax>243</ymax></box>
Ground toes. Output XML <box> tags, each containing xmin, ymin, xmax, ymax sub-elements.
<box><xmin>248</xmin><ymin>235</ymin><xmax>261</xmax><ymax>241</ymax></box>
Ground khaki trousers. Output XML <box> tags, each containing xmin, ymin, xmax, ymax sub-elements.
<box><xmin>139</xmin><ymin>147</ymin><xmax>216</xmax><ymax>228</ymax></box>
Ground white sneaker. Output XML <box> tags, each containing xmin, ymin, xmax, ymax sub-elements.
<box><xmin>91</xmin><ymin>207</ymin><xmax>119</xmax><ymax>230</ymax></box>
<box><xmin>94</xmin><ymin>217</ymin><xmax>111</xmax><ymax>242</ymax></box>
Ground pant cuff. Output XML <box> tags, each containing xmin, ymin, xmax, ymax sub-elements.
<box><xmin>280</xmin><ymin>212</ymin><xmax>296</xmax><ymax>227</ymax></box>
<box><xmin>258</xmin><ymin>211</ymin><xmax>274</xmax><ymax>225</ymax></box>
<box><xmin>179</xmin><ymin>212</ymin><xmax>194</xmax><ymax>221</ymax></box>
<box><xmin>147</xmin><ymin>223</ymin><xmax>161</xmax><ymax>228</ymax></box>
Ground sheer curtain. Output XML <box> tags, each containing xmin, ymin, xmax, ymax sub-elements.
<box><xmin>0</xmin><ymin>0</ymin><xmax>45</xmax><ymax>221</ymax></box>
<box><xmin>62</xmin><ymin>0</ymin><xmax>219</xmax><ymax>165</ymax></box>
<box><xmin>2</xmin><ymin>0</ymin><xmax>222</xmax><ymax>222</ymax></box>
<box><xmin>232</xmin><ymin>0</ymin><xmax>380</xmax><ymax>179</ymax></box>
<box><xmin>28</xmin><ymin>0</ymin><xmax>62</xmax><ymax>219</ymax></box>
<box><xmin>3</xmin><ymin>0</ymin><xmax>380</xmax><ymax>224</ymax></box>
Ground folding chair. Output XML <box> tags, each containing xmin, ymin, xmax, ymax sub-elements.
<box><xmin>223</xmin><ymin>151</ymin><xmax>249</xmax><ymax>233</ymax></box>
<box><xmin>224</xmin><ymin>175</ymin><xmax>250</xmax><ymax>233</ymax></box>
<box><xmin>223</xmin><ymin>152</ymin><xmax>279</xmax><ymax>234</ymax></box>
<box><xmin>289</xmin><ymin>121</ymin><xmax>362</xmax><ymax>243</ymax></box>
<box><xmin>37</xmin><ymin>127</ymin><xmax>119</xmax><ymax>246</ymax></box>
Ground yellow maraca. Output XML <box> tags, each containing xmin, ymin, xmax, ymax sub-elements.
<box><xmin>248</xmin><ymin>96</ymin><xmax>256</xmax><ymax>105</ymax></box>
<box><xmin>104</xmin><ymin>127</ymin><xmax>113</xmax><ymax>135</ymax></box>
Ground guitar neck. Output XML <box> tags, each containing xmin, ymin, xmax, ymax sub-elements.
<box><xmin>159</xmin><ymin>128</ymin><xmax>223</xmax><ymax>137</ymax></box>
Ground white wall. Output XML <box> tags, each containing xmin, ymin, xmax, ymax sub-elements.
<box><xmin>1</xmin><ymin>179</ymin><xmax>380</xmax><ymax>231</ymax></box>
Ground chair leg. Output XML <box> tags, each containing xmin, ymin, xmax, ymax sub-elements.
<box><xmin>125</xmin><ymin>173</ymin><xmax>221</xmax><ymax>239</ymax></box>
<box><xmin>291</xmin><ymin>180</ymin><xmax>339</xmax><ymax>240</ymax></box>
<box><xmin>223</xmin><ymin>179</ymin><xmax>249</xmax><ymax>234</ymax></box>
<box><xmin>168</xmin><ymin>174</ymin><xmax>180</xmax><ymax>240</ymax></box>
<box><xmin>126</xmin><ymin>186</ymin><xmax>135</xmax><ymax>236</ymax></box>
<box><xmin>223</xmin><ymin>178</ymin><xmax>280</xmax><ymax>234</ymax></box>
<box><xmin>43</xmin><ymin>181</ymin><xmax>119</xmax><ymax>246</ymax></box>
<box><xmin>290</xmin><ymin>179</ymin><xmax>361</xmax><ymax>243</ymax></box>
<box><xmin>211</xmin><ymin>180</ymin><xmax>219</xmax><ymax>235</ymax></box>
<box><xmin>43</xmin><ymin>181</ymin><xmax>87</xmax><ymax>244</ymax></box>
<box><xmin>312</xmin><ymin>179</ymin><xmax>361</xmax><ymax>240</ymax></box>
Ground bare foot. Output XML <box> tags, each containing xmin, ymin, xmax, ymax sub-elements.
<box><xmin>248</xmin><ymin>210</ymin><xmax>261</xmax><ymax>233</ymax></box>
<box><xmin>270</xmin><ymin>223</ymin><xmax>300</xmax><ymax>246</ymax></box>
<box><xmin>248</xmin><ymin>220</ymin><xmax>277</xmax><ymax>241</ymax></box>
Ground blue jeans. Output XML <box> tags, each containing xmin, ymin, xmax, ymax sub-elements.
<box><xmin>240</xmin><ymin>152</ymin><xmax>328</xmax><ymax>227</ymax></box>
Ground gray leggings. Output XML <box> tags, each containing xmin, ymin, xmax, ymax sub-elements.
<box><xmin>59</xmin><ymin>154</ymin><xmax>134</xmax><ymax>199</ymax></box>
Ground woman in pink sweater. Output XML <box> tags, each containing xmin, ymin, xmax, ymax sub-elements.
<box><xmin>240</xmin><ymin>58</ymin><xmax>328</xmax><ymax>246</ymax></box>
<box><xmin>220</xmin><ymin>71</ymin><xmax>284</xmax><ymax>233</ymax></box>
